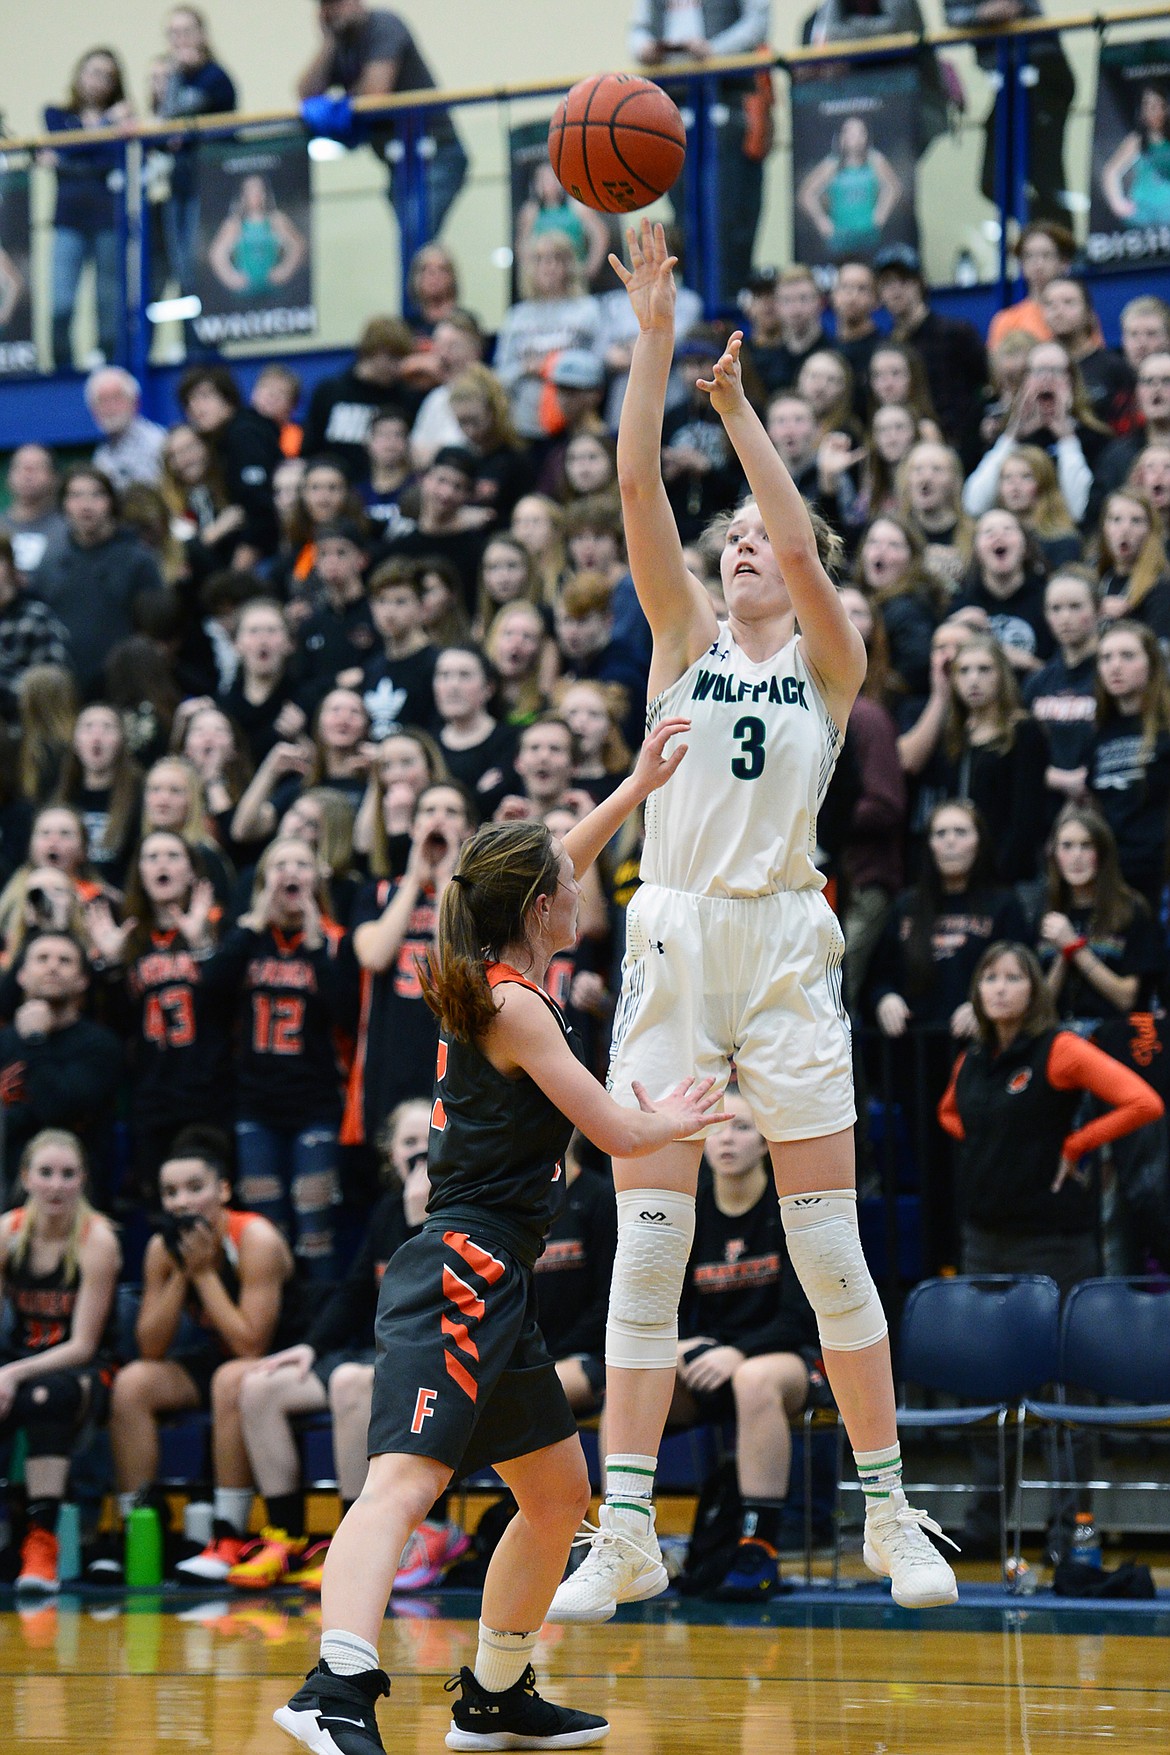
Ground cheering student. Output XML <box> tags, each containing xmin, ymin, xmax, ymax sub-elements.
<box><xmin>551</xmin><ymin>220</ymin><xmax>957</xmax><ymax>1627</ymax></box>
<box><xmin>275</xmin><ymin>716</ymin><xmax>725</xmax><ymax>1755</ymax></box>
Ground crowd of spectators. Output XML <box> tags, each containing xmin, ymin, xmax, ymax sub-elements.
<box><xmin>3</xmin><ymin>2</ymin><xmax>1170</xmax><ymax>1600</ymax></box>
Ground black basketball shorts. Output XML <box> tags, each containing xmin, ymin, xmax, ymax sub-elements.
<box><xmin>366</xmin><ymin>1224</ymin><xmax>578</xmax><ymax>1477</ymax></box>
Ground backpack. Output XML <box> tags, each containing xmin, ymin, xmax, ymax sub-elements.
<box><xmin>676</xmin><ymin>1458</ymin><xmax>742</xmax><ymax>1597</ymax></box>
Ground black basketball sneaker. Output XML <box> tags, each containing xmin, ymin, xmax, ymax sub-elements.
<box><xmin>444</xmin><ymin>1665</ymin><xmax>609</xmax><ymax>1750</ymax></box>
<box><xmin>274</xmin><ymin>1660</ymin><xmax>391</xmax><ymax>1755</ymax></box>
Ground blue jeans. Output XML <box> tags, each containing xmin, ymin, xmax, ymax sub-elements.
<box><xmin>235</xmin><ymin>1119</ymin><xmax>341</xmax><ymax>1281</ymax></box>
<box><xmin>51</xmin><ymin>226</ymin><xmax>121</xmax><ymax>368</ymax></box>
<box><xmin>163</xmin><ymin>192</ymin><xmax>200</xmax><ymax>292</ymax></box>
<box><xmin>387</xmin><ymin>133</ymin><xmax>468</xmax><ymax>250</ymax></box>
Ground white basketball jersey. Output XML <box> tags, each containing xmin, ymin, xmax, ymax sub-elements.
<box><xmin>641</xmin><ymin>625</ymin><xmax>844</xmax><ymax>898</ymax></box>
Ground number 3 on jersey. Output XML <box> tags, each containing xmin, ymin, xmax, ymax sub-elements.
<box><xmin>431</xmin><ymin>1039</ymin><xmax>448</xmax><ymax>1132</ymax></box>
<box><xmin>731</xmin><ymin>715</ymin><xmax>766</xmax><ymax>781</ymax></box>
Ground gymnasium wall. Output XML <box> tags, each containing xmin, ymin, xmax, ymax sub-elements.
<box><xmin>0</xmin><ymin>1</ymin><xmax>1145</xmax><ymax>347</ymax></box>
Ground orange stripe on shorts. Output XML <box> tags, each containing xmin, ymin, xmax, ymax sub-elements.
<box><xmin>442</xmin><ymin>1265</ymin><xmax>485</xmax><ymax>1321</ymax></box>
<box><xmin>442</xmin><ymin>1315</ymin><xmax>480</xmax><ymax>1361</ymax></box>
<box><xmin>444</xmin><ymin>1230</ymin><xmax>506</xmax><ymax>1285</ymax></box>
<box><xmin>444</xmin><ymin>1349</ymin><xmax>478</xmax><ymax>1402</ymax></box>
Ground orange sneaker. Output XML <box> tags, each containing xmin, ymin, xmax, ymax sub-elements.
<box><xmin>228</xmin><ymin>1529</ymin><xmax>306</xmax><ymax>1589</ymax></box>
<box><xmin>16</xmin><ymin>1526</ymin><xmax>60</xmax><ymax>1594</ymax></box>
<box><xmin>284</xmin><ymin>1537</ymin><xmax>332</xmax><ymax>1593</ymax></box>
<box><xmin>175</xmin><ymin>1523</ymin><xmax>256</xmax><ymax>1583</ymax></box>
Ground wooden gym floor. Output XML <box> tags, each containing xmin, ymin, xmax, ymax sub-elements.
<box><xmin>2</xmin><ymin>1582</ymin><xmax>1168</xmax><ymax>1753</ymax></box>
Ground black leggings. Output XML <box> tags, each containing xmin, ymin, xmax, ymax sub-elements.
<box><xmin>0</xmin><ymin>1363</ymin><xmax>108</xmax><ymax>1459</ymax></box>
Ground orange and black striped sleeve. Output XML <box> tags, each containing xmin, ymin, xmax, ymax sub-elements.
<box><xmin>1047</xmin><ymin>1031</ymin><xmax>1165</xmax><ymax>1163</ymax></box>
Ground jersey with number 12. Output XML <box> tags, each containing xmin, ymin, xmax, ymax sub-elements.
<box><xmin>641</xmin><ymin>624</ymin><xmax>844</xmax><ymax>898</ymax></box>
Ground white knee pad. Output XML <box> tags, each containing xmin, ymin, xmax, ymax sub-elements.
<box><xmin>605</xmin><ymin>1188</ymin><xmax>696</xmax><ymax>1370</ymax></box>
<box><xmin>780</xmin><ymin>1189</ymin><xmax>888</xmax><ymax>1353</ymax></box>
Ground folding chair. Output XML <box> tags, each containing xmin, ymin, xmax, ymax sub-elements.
<box><xmin>1020</xmin><ymin>1277</ymin><xmax>1170</xmax><ymax>1558</ymax></box>
<box><xmin>832</xmin><ymin>1274</ymin><xmax>1061</xmax><ymax>1583</ymax></box>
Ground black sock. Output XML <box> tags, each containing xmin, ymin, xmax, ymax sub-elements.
<box><xmin>265</xmin><ymin>1494</ymin><xmax>305</xmax><ymax>1539</ymax></box>
<box><xmin>741</xmin><ymin>1500</ymin><xmax>784</xmax><ymax>1549</ymax></box>
<box><xmin>27</xmin><ymin>1499</ymin><xmax>61</xmax><ymax>1535</ymax></box>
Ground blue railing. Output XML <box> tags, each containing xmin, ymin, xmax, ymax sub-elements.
<box><xmin>3</xmin><ymin>7</ymin><xmax>1170</xmax><ymax>446</ymax></box>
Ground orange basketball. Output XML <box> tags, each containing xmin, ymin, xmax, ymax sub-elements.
<box><xmin>548</xmin><ymin>73</ymin><xmax>686</xmax><ymax>215</ymax></box>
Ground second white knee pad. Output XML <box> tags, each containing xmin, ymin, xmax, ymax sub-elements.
<box><xmin>605</xmin><ymin>1188</ymin><xmax>696</xmax><ymax>1370</ymax></box>
<box><xmin>780</xmin><ymin>1189</ymin><xmax>888</xmax><ymax>1353</ymax></box>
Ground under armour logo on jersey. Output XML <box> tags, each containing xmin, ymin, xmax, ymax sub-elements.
<box><xmin>652</xmin><ymin>939</ymin><xmax>665</xmax><ymax>954</ymax></box>
<box><xmin>639</xmin><ymin>1211</ymin><xmax>667</xmax><ymax>1222</ymax></box>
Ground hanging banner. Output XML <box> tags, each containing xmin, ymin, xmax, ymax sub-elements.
<box><xmin>1088</xmin><ymin>39</ymin><xmax>1170</xmax><ymax>269</ymax></box>
<box><xmin>193</xmin><ymin>137</ymin><xmax>314</xmax><ymax>345</ymax></box>
<box><xmin>509</xmin><ymin>118</ymin><xmax>623</xmax><ymax>299</ymax></box>
<box><xmin>791</xmin><ymin>63</ymin><xmax>919</xmax><ymax>269</ymax></box>
<box><xmin>0</xmin><ymin>160</ymin><xmax>36</xmax><ymax>376</ymax></box>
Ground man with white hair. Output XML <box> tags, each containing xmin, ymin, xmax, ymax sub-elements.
<box><xmin>86</xmin><ymin>367</ymin><xmax>167</xmax><ymax>490</ymax></box>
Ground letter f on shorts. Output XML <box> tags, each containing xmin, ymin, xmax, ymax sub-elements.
<box><xmin>411</xmin><ymin>1387</ymin><xmax>438</xmax><ymax>1434</ymax></box>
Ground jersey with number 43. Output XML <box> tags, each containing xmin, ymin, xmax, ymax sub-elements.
<box><xmin>642</xmin><ymin>624</ymin><xmax>844</xmax><ymax>898</ymax></box>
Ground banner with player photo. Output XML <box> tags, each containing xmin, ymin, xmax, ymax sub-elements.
<box><xmin>192</xmin><ymin>136</ymin><xmax>314</xmax><ymax>346</ymax></box>
<box><xmin>790</xmin><ymin>62</ymin><xmax>919</xmax><ymax>269</ymax></box>
<box><xmin>1087</xmin><ymin>38</ymin><xmax>1170</xmax><ymax>270</ymax></box>
<box><xmin>0</xmin><ymin>160</ymin><xmax>36</xmax><ymax>376</ymax></box>
<box><xmin>509</xmin><ymin>117</ymin><xmax>623</xmax><ymax>298</ymax></box>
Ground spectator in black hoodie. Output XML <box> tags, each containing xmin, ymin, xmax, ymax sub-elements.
<box><xmin>302</xmin><ymin>317</ymin><xmax>421</xmax><ymax>478</ymax></box>
<box><xmin>177</xmin><ymin>366</ymin><xmax>281</xmax><ymax>558</ymax></box>
<box><xmin>29</xmin><ymin>468</ymin><xmax>163</xmax><ymax>694</ymax></box>
<box><xmin>0</xmin><ymin>932</ymin><xmax>122</xmax><ymax>1192</ymax></box>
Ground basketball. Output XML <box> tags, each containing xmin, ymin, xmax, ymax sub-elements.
<box><xmin>548</xmin><ymin>73</ymin><xmax>686</xmax><ymax>214</ymax></box>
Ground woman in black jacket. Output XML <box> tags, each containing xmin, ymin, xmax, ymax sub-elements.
<box><xmin>938</xmin><ymin>937</ymin><xmax>1161</xmax><ymax>1556</ymax></box>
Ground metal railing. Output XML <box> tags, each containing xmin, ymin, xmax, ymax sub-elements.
<box><xmin>2</xmin><ymin>6</ymin><xmax>1170</xmax><ymax>395</ymax></box>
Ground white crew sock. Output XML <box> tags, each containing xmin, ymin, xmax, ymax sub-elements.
<box><xmin>473</xmin><ymin>1623</ymin><xmax>538</xmax><ymax>1693</ymax></box>
<box><xmin>117</xmin><ymin>1491</ymin><xmax>143</xmax><ymax>1523</ymax></box>
<box><xmin>321</xmin><ymin>1629</ymin><xmax>380</xmax><ymax>1677</ymax></box>
<box><xmin>604</xmin><ymin>1452</ymin><xmax>657</xmax><ymax>1536</ymax></box>
<box><xmin>855</xmin><ymin>1443</ymin><xmax>903</xmax><ymax>1506</ymax></box>
<box><xmin>213</xmin><ymin>1487</ymin><xmax>253</xmax><ymax>1534</ymax></box>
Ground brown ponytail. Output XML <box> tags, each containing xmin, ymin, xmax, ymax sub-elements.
<box><xmin>419</xmin><ymin>821</ymin><xmax>561</xmax><ymax>1042</ymax></box>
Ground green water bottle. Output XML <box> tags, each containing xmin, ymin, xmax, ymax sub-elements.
<box><xmin>125</xmin><ymin>1505</ymin><xmax>163</xmax><ymax>1586</ymax></box>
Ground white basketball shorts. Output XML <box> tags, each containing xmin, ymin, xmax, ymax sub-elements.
<box><xmin>607</xmin><ymin>883</ymin><xmax>855</xmax><ymax>1143</ymax></box>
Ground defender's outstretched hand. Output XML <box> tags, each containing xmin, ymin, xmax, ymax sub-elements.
<box><xmin>609</xmin><ymin>217</ymin><xmax>677</xmax><ymax>334</ymax></box>
<box><xmin>632</xmin><ymin>1075</ymin><xmax>732</xmax><ymax>1139</ymax></box>
<box><xmin>696</xmin><ymin>330</ymin><xmax>748</xmax><ymax>419</ymax></box>
<box><xmin>629</xmin><ymin>716</ymin><xmax>690</xmax><ymax>801</ymax></box>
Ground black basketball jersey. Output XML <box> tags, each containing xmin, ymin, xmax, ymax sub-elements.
<box><xmin>426</xmin><ymin>964</ymin><xmax>580</xmax><ymax>1263</ymax></box>
<box><xmin>127</xmin><ymin>930</ymin><xmax>235</xmax><ymax>1128</ymax></box>
<box><xmin>2</xmin><ymin>1210</ymin><xmax>89</xmax><ymax>1356</ymax></box>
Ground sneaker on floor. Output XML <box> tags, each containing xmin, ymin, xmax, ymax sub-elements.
<box><xmin>15</xmin><ymin>1527</ymin><xmax>59</xmax><ymax>1595</ymax></box>
<box><xmin>229</xmin><ymin>1528</ymin><xmax>307</xmax><ymax>1589</ymax></box>
<box><xmin>445</xmin><ymin>1664</ymin><xmax>609</xmax><ymax>1751</ymax></box>
<box><xmin>545</xmin><ymin>1504</ymin><xmax>668</xmax><ymax>1624</ymax></box>
<box><xmin>393</xmin><ymin>1519</ymin><xmax>472</xmax><ymax>1592</ymax></box>
<box><xmin>274</xmin><ymin>1659</ymin><xmax>390</xmax><ymax>1755</ymax></box>
<box><xmin>713</xmin><ymin>1537</ymin><xmax>783</xmax><ymax>1602</ymax></box>
<box><xmin>85</xmin><ymin>1532</ymin><xmax>125</xmax><ymax>1586</ymax></box>
<box><xmin>863</xmin><ymin>1487</ymin><xmax>959</xmax><ymax>1608</ymax></box>
<box><xmin>285</xmin><ymin>1537</ymin><xmax>332</xmax><ymax>1593</ymax></box>
<box><xmin>175</xmin><ymin>1521</ymin><xmax>256</xmax><ymax>1583</ymax></box>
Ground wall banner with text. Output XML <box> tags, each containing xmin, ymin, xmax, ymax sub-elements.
<box><xmin>193</xmin><ymin>136</ymin><xmax>314</xmax><ymax>345</ymax></box>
